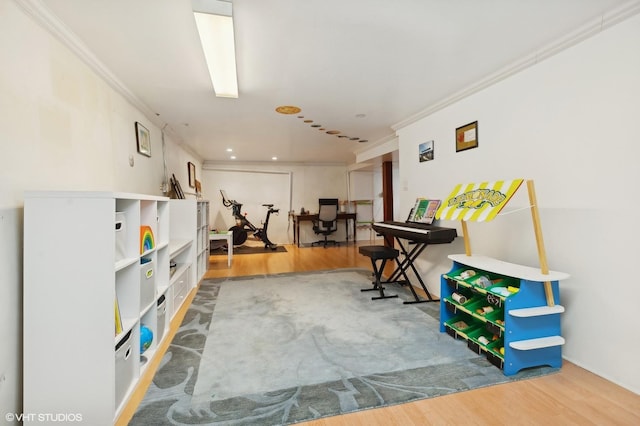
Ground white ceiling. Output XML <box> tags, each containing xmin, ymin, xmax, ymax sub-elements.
<box><xmin>36</xmin><ymin>0</ymin><xmax>634</xmax><ymax>165</ymax></box>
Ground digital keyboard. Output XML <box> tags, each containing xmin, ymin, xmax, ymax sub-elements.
<box><xmin>372</xmin><ymin>221</ymin><xmax>457</xmax><ymax>244</ymax></box>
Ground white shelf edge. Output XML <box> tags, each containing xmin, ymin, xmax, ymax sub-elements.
<box><xmin>157</xmin><ymin>284</ymin><xmax>169</xmax><ymax>297</ymax></box>
<box><xmin>115</xmin><ymin>257</ymin><xmax>137</xmax><ymax>272</ymax></box>
<box><xmin>114</xmin><ymin>318</ymin><xmax>137</xmax><ymax>345</ymax></box>
<box><xmin>509</xmin><ymin>305</ymin><xmax>565</xmax><ymax>317</ymax></box>
<box><xmin>140</xmin><ymin>300</ymin><xmax>155</xmax><ymax>317</ymax></box>
<box><xmin>448</xmin><ymin>254</ymin><xmax>570</xmax><ymax>282</ymax></box>
<box><xmin>140</xmin><ymin>248</ymin><xmax>155</xmax><ymax>258</ymax></box>
<box><xmin>156</xmin><ymin>241</ymin><xmax>169</xmax><ymax>250</ymax></box>
<box><xmin>169</xmin><ymin>239</ymin><xmax>192</xmax><ymax>257</ymax></box>
<box><xmin>509</xmin><ymin>336</ymin><xmax>565</xmax><ymax>350</ymax></box>
<box><xmin>24</xmin><ymin>190</ymin><xmax>169</xmax><ymax>201</ymax></box>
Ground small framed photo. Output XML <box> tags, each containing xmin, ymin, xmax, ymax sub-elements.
<box><xmin>419</xmin><ymin>140</ymin><xmax>434</xmax><ymax>162</ymax></box>
<box><xmin>135</xmin><ymin>122</ymin><xmax>151</xmax><ymax>157</ymax></box>
<box><xmin>456</xmin><ymin>121</ymin><xmax>478</xmax><ymax>152</ymax></box>
<box><xmin>188</xmin><ymin>162</ymin><xmax>196</xmax><ymax>188</ymax></box>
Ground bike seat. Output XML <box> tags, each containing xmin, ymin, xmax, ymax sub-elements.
<box><xmin>262</xmin><ymin>204</ymin><xmax>274</xmax><ymax>208</ymax></box>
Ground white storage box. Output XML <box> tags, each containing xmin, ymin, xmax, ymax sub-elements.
<box><xmin>115</xmin><ymin>330</ymin><xmax>134</xmax><ymax>407</ymax></box>
<box><xmin>115</xmin><ymin>212</ymin><xmax>126</xmax><ymax>261</ymax></box>
<box><xmin>156</xmin><ymin>294</ymin><xmax>167</xmax><ymax>343</ymax></box>
<box><xmin>140</xmin><ymin>259</ymin><xmax>155</xmax><ymax>310</ymax></box>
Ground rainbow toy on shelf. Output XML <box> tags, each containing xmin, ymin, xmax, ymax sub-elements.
<box><xmin>140</xmin><ymin>225</ymin><xmax>155</xmax><ymax>254</ymax></box>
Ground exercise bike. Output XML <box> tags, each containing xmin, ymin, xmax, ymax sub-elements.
<box><xmin>220</xmin><ymin>190</ymin><xmax>280</xmax><ymax>249</ymax></box>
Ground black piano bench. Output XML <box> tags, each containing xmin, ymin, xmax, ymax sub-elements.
<box><xmin>359</xmin><ymin>245</ymin><xmax>399</xmax><ymax>300</ymax></box>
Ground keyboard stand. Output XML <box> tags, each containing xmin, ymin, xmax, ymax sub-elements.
<box><xmin>383</xmin><ymin>236</ymin><xmax>440</xmax><ymax>304</ymax></box>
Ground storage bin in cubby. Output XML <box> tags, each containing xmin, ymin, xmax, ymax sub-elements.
<box><xmin>115</xmin><ymin>212</ymin><xmax>126</xmax><ymax>261</ymax></box>
<box><xmin>486</xmin><ymin>339</ymin><xmax>505</xmax><ymax>369</ymax></box>
<box><xmin>140</xmin><ymin>258</ymin><xmax>155</xmax><ymax>311</ymax></box>
<box><xmin>467</xmin><ymin>327</ymin><xmax>500</xmax><ymax>354</ymax></box>
<box><xmin>115</xmin><ymin>329</ymin><xmax>135</xmax><ymax>407</ymax></box>
<box><xmin>444</xmin><ymin>292</ymin><xmax>482</xmax><ymax>314</ymax></box>
<box><xmin>484</xmin><ymin>308</ymin><xmax>505</xmax><ymax>336</ymax></box>
<box><xmin>466</xmin><ymin>298</ymin><xmax>497</xmax><ymax>317</ymax></box>
<box><xmin>444</xmin><ymin>315</ymin><xmax>481</xmax><ymax>340</ymax></box>
<box><xmin>156</xmin><ymin>294</ymin><xmax>167</xmax><ymax>343</ymax></box>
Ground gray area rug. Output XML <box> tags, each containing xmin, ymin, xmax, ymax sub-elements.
<box><xmin>131</xmin><ymin>269</ymin><xmax>557</xmax><ymax>425</ymax></box>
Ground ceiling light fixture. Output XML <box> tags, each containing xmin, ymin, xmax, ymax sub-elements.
<box><xmin>193</xmin><ymin>0</ymin><xmax>238</xmax><ymax>98</ymax></box>
<box><xmin>275</xmin><ymin>106</ymin><xmax>301</xmax><ymax>114</ymax></box>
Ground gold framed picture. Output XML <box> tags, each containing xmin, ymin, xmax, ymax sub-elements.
<box><xmin>456</xmin><ymin>121</ymin><xmax>478</xmax><ymax>152</ymax></box>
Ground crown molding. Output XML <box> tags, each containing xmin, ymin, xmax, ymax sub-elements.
<box><xmin>392</xmin><ymin>0</ymin><xmax>640</xmax><ymax>132</ymax></box>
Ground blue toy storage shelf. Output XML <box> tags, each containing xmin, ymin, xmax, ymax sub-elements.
<box><xmin>435</xmin><ymin>179</ymin><xmax>571</xmax><ymax>375</ymax></box>
<box><xmin>440</xmin><ymin>254</ymin><xmax>570</xmax><ymax>375</ymax></box>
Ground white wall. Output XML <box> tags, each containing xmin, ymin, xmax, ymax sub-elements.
<box><xmin>202</xmin><ymin>163</ymin><xmax>350</xmax><ymax>245</ymax></box>
<box><xmin>395</xmin><ymin>14</ymin><xmax>640</xmax><ymax>393</ymax></box>
<box><xmin>0</xmin><ymin>2</ymin><xmax>201</xmax><ymax>419</ymax></box>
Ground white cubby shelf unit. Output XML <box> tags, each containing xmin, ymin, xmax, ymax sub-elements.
<box><xmin>23</xmin><ymin>191</ymin><xmax>202</xmax><ymax>425</ymax></box>
<box><xmin>196</xmin><ymin>200</ymin><xmax>210</xmax><ymax>281</ymax></box>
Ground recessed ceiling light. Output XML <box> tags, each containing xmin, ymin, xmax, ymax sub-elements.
<box><xmin>275</xmin><ymin>105</ymin><xmax>301</xmax><ymax>114</ymax></box>
<box><xmin>226</xmin><ymin>148</ymin><xmax>233</xmax><ymax>152</ymax></box>
<box><xmin>303</xmin><ymin>120</ymin><xmax>313</xmax><ymax>123</ymax></box>
<box><xmin>326</xmin><ymin>130</ymin><xmax>340</xmax><ymax>135</ymax></box>
<box><xmin>355</xmin><ymin>113</ymin><xmax>366</xmax><ymax>118</ymax></box>
<box><xmin>230</xmin><ymin>155</ymin><xmax>236</xmax><ymax>159</ymax></box>
<box><xmin>272</xmin><ymin>156</ymin><xmax>278</xmax><ymax>160</ymax></box>
<box><xmin>359</xmin><ymin>139</ymin><xmax>369</xmax><ymax>143</ymax></box>
<box><xmin>311</xmin><ymin>124</ymin><xmax>321</xmax><ymax>128</ymax></box>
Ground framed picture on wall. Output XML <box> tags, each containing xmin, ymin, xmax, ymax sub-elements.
<box><xmin>419</xmin><ymin>140</ymin><xmax>434</xmax><ymax>162</ymax></box>
<box><xmin>188</xmin><ymin>162</ymin><xmax>196</xmax><ymax>188</ymax></box>
<box><xmin>456</xmin><ymin>121</ymin><xmax>478</xmax><ymax>152</ymax></box>
<box><xmin>135</xmin><ymin>122</ymin><xmax>151</xmax><ymax>157</ymax></box>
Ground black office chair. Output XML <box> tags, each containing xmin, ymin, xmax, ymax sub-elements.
<box><xmin>311</xmin><ymin>198</ymin><xmax>339</xmax><ymax>248</ymax></box>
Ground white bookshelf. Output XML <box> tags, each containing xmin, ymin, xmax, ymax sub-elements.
<box><xmin>168</xmin><ymin>199</ymin><xmax>197</xmax><ymax>318</ymax></box>
<box><xmin>22</xmin><ymin>191</ymin><xmax>202</xmax><ymax>425</ymax></box>
<box><xmin>196</xmin><ymin>200</ymin><xmax>210</xmax><ymax>280</ymax></box>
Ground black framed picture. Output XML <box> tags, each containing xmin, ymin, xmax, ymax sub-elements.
<box><xmin>135</xmin><ymin>122</ymin><xmax>151</xmax><ymax>157</ymax></box>
<box><xmin>188</xmin><ymin>162</ymin><xmax>196</xmax><ymax>188</ymax></box>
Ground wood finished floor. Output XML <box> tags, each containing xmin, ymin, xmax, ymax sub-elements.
<box><xmin>117</xmin><ymin>242</ymin><xmax>640</xmax><ymax>425</ymax></box>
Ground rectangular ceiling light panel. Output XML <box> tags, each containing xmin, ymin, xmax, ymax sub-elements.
<box><xmin>194</xmin><ymin>5</ymin><xmax>238</xmax><ymax>98</ymax></box>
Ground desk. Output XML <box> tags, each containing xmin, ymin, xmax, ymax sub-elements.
<box><xmin>293</xmin><ymin>213</ymin><xmax>357</xmax><ymax>247</ymax></box>
<box><xmin>209</xmin><ymin>230</ymin><xmax>233</xmax><ymax>267</ymax></box>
